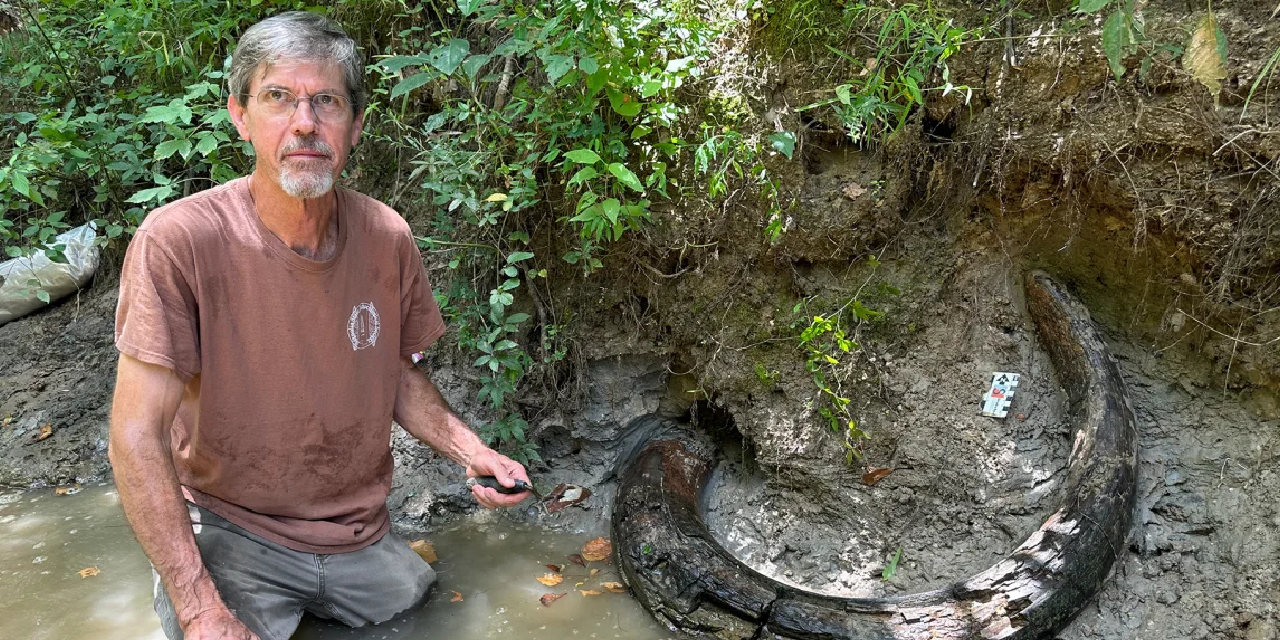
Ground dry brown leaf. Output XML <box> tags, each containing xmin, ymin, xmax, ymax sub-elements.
<box><xmin>31</xmin><ymin>424</ymin><xmax>53</xmax><ymax>443</ymax></box>
<box><xmin>409</xmin><ymin>540</ymin><xmax>438</xmax><ymax>563</ymax></box>
<box><xmin>589</xmin><ymin>568</ymin><xmax>600</xmax><ymax>577</ymax></box>
<box><xmin>841</xmin><ymin>182</ymin><xmax>867</xmax><ymax>200</ymax></box>
<box><xmin>546</xmin><ymin>563</ymin><xmax>564</xmax><ymax>572</ymax></box>
<box><xmin>862</xmin><ymin>467</ymin><xmax>893</xmax><ymax>486</ymax></box>
<box><xmin>580</xmin><ymin>589</ymin><xmax>602</xmax><ymax>596</ymax></box>
<box><xmin>568</xmin><ymin>553</ymin><xmax>586</xmax><ymax>567</ymax></box>
<box><xmin>602</xmin><ymin>581</ymin><xmax>626</xmax><ymax>593</ymax></box>
<box><xmin>536</xmin><ymin>572</ymin><xmax>564</xmax><ymax>586</ymax></box>
<box><xmin>540</xmin><ymin>592</ymin><xmax>566</xmax><ymax>607</ymax></box>
<box><xmin>450</xmin><ymin>590</ymin><xmax>463</xmax><ymax>602</ymax></box>
<box><xmin>1186</xmin><ymin>13</ymin><xmax>1227</xmax><ymax>103</ymax></box>
<box><xmin>581</xmin><ymin>537</ymin><xmax>611</xmax><ymax>562</ymax></box>
<box><xmin>78</xmin><ymin>567</ymin><xmax>99</xmax><ymax>579</ymax></box>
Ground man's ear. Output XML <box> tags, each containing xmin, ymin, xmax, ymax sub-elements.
<box><xmin>228</xmin><ymin>93</ymin><xmax>251</xmax><ymax>142</ymax></box>
<box><xmin>349</xmin><ymin>108</ymin><xmax>364</xmax><ymax>148</ymax></box>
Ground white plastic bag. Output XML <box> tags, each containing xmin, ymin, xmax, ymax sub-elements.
<box><xmin>0</xmin><ymin>224</ymin><xmax>100</xmax><ymax>326</ymax></box>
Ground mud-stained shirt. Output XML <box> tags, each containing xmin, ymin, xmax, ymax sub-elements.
<box><xmin>114</xmin><ymin>177</ymin><xmax>445</xmax><ymax>554</ymax></box>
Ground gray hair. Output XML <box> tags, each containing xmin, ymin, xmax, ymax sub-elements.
<box><xmin>228</xmin><ymin>12</ymin><xmax>366</xmax><ymax>115</ymax></box>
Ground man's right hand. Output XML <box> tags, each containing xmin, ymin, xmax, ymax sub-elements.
<box><xmin>185</xmin><ymin>608</ymin><xmax>260</xmax><ymax>640</ymax></box>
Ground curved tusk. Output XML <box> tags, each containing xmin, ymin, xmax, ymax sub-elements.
<box><xmin>612</xmin><ymin>272</ymin><xmax>1138</xmax><ymax>640</ymax></box>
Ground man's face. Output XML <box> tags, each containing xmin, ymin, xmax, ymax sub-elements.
<box><xmin>228</xmin><ymin>60</ymin><xmax>363</xmax><ymax>199</ymax></box>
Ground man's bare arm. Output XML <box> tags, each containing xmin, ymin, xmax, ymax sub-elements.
<box><xmin>109</xmin><ymin>354</ymin><xmax>257</xmax><ymax>640</ymax></box>
<box><xmin>393</xmin><ymin>357</ymin><xmax>530</xmax><ymax>508</ymax></box>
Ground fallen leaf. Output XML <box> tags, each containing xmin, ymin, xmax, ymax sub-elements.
<box><xmin>602</xmin><ymin>581</ymin><xmax>626</xmax><ymax>593</ymax></box>
<box><xmin>545</xmin><ymin>485</ymin><xmax>592</xmax><ymax>514</ymax></box>
<box><xmin>54</xmin><ymin>485</ymin><xmax>81</xmax><ymax>496</ymax></box>
<box><xmin>582</xmin><ymin>537</ymin><xmax>611</xmax><ymax>562</ymax></box>
<box><xmin>842</xmin><ymin>182</ymin><xmax>867</xmax><ymax>200</ymax></box>
<box><xmin>546</xmin><ymin>563</ymin><xmax>564</xmax><ymax>572</ymax></box>
<box><xmin>29</xmin><ymin>424</ymin><xmax>53</xmax><ymax>444</ymax></box>
<box><xmin>544</xmin><ymin>483</ymin><xmax>568</xmax><ymax>501</ymax></box>
<box><xmin>1</xmin><ymin>415</ymin><xmax>11</xmax><ymax>427</ymax></box>
<box><xmin>409</xmin><ymin>540</ymin><xmax>438</xmax><ymax>563</ymax></box>
<box><xmin>78</xmin><ymin>567</ymin><xmax>99</xmax><ymax>579</ymax></box>
<box><xmin>580</xmin><ymin>589</ymin><xmax>602</xmax><ymax>596</ymax></box>
<box><xmin>450</xmin><ymin>590</ymin><xmax>463</xmax><ymax>602</ymax></box>
<box><xmin>540</xmin><ymin>592</ymin><xmax>566</xmax><ymax>606</ymax></box>
<box><xmin>485</xmin><ymin>192</ymin><xmax>508</xmax><ymax>202</ymax></box>
<box><xmin>589</xmin><ymin>568</ymin><xmax>600</xmax><ymax>577</ymax></box>
<box><xmin>862</xmin><ymin>468</ymin><xmax>893</xmax><ymax>486</ymax></box>
<box><xmin>1186</xmin><ymin>13</ymin><xmax>1227</xmax><ymax>104</ymax></box>
<box><xmin>537</xmin><ymin>573</ymin><xmax>564</xmax><ymax>586</ymax></box>
<box><xmin>568</xmin><ymin>553</ymin><xmax>586</xmax><ymax>567</ymax></box>
<box><xmin>574</xmin><ymin>580</ymin><xmax>585</xmax><ymax>588</ymax></box>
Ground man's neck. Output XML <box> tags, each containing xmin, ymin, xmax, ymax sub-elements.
<box><xmin>248</xmin><ymin>170</ymin><xmax>339</xmax><ymax>261</ymax></box>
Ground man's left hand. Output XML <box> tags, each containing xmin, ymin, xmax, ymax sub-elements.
<box><xmin>465</xmin><ymin>448</ymin><xmax>532</xmax><ymax>508</ymax></box>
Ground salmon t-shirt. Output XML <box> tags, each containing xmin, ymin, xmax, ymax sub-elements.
<box><xmin>114</xmin><ymin>177</ymin><xmax>445</xmax><ymax>554</ymax></box>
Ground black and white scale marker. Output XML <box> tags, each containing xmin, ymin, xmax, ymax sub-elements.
<box><xmin>980</xmin><ymin>371</ymin><xmax>1020</xmax><ymax>418</ymax></box>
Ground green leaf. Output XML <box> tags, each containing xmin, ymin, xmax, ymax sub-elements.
<box><xmin>155</xmin><ymin>138</ymin><xmax>189</xmax><ymax>160</ymax></box>
<box><xmin>390</xmin><ymin>72</ymin><xmax>437</xmax><ymax>99</ymax></box>
<box><xmin>835</xmin><ymin>84</ymin><xmax>852</xmax><ymax>105</ymax></box>
<box><xmin>10</xmin><ymin>171</ymin><xmax>30</xmax><ymax>199</ymax></box>
<box><xmin>601</xmin><ymin>198</ymin><xmax>621</xmax><ymax>224</ymax></box>
<box><xmin>429</xmin><ymin>39</ymin><xmax>471</xmax><ymax>75</ymax></box>
<box><xmin>461</xmin><ymin>54</ymin><xmax>491</xmax><ymax>79</ymax></box>
<box><xmin>544</xmin><ymin>54</ymin><xmax>574</xmax><ymax>83</ymax></box>
<box><xmin>378</xmin><ymin>55</ymin><xmax>432</xmax><ymax>73</ymax></box>
<box><xmin>457</xmin><ymin>0</ymin><xmax>485</xmax><ymax>16</ymax></box>
<box><xmin>607</xmin><ymin>163</ymin><xmax>643</xmax><ymax>192</ymax></box>
<box><xmin>607</xmin><ymin>88</ymin><xmax>642</xmax><ymax>117</ymax></box>
<box><xmin>565</xmin><ymin>149</ymin><xmax>601</xmax><ymax>164</ymax></box>
<box><xmin>631</xmin><ymin>125</ymin><xmax>652</xmax><ymax>139</ymax></box>
<box><xmin>36</xmin><ymin>290</ymin><xmax>50</xmax><ymax>304</ymax></box>
<box><xmin>1101</xmin><ymin>11</ymin><xmax>1131</xmax><ymax>79</ymax></box>
<box><xmin>768</xmin><ymin>132</ymin><xmax>796</xmax><ymax>159</ymax></box>
<box><xmin>126</xmin><ymin>185</ymin><xmax>175</xmax><ymax>204</ymax></box>
<box><xmin>640</xmin><ymin>80</ymin><xmax>662</xmax><ymax>98</ymax></box>
<box><xmin>506</xmin><ymin>313</ymin><xmax>531</xmax><ymax>324</ymax></box>
<box><xmin>1076</xmin><ymin>0</ymin><xmax>1111</xmax><ymax>13</ymax></box>
<box><xmin>586</xmin><ymin>70</ymin><xmax>609</xmax><ymax>95</ymax></box>
<box><xmin>882</xmin><ymin>545</ymin><xmax>903</xmax><ymax>580</ymax></box>
<box><xmin>507</xmin><ymin>251</ymin><xmax>535</xmax><ymax>263</ymax></box>
<box><xmin>13</xmin><ymin>112</ymin><xmax>36</xmax><ymax>124</ymax></box>
<box><xmin>194</xmin><ymin>134</ymin><xmax>218</xmax><ymax>157</ymax></box>
<box><xmin>578</xmin><ymin>56</ymin><xmax>599</xmax><ymax>75</ymax></box>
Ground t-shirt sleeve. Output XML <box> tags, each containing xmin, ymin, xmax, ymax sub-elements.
<box><xmin>114</xmin><ymin>229</ymin><xmax>201</xmax><ymax>380</ymax></box>
<box><xmin>399</xmin><ymin>236</ymin><xmax>446</xmax><ymax>356</ymax></box>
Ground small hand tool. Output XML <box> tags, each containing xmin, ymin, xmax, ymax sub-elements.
<box><xmin>467</xmin><ymin>475</ymin><xmax>542</xmax><ymax>498</ymax></box>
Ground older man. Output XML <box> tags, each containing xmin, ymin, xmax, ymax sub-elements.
<box><xmin>109</xmin><ymin>12</ymin><xmax>530</xmax><ymax>640</ymax></box>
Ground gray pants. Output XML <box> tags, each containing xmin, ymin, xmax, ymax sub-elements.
<box><xmin>154</xmin><ymin>504</ymin><xmax>435</xmax><ymax>640</ymax></box>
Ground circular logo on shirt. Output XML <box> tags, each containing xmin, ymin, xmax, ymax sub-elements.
<box><xmin>347</xmin><ymin>302</ymin><xmax>381</xmax><ymax>351</ymax></box>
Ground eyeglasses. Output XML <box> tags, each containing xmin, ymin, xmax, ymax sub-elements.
<box><xmin>250</xmin><ymin>88</ymin><xmax>351</xmax><ymax>121</ymax></box>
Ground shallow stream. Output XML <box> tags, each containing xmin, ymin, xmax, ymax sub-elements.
<box><xmin>0</xmin><ymin>486</ymin><xmax>676</xmax><ymax>640</ymax></box>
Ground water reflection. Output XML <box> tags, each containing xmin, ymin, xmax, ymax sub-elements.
<box><xmin>0</xmin><ymin>487</ymin><xmax>679</xmax><ymax>640</ymax></box>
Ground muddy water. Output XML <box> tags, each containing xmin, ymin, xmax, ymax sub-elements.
<box><xmin>0</xmin><ymin>486</ymin><xmax>676</xmax><ymax>640</ymax></box>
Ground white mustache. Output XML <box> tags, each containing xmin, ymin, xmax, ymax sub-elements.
<box><xmin>280</xmin><ymin>138</ymin><xmax>334</xmax><ymax>159</ymax></box>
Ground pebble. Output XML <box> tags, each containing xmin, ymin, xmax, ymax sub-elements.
<box><xmin>1164</xmin><ymin>469</ymin><xmax>1186</xmax><ymax>486</ymax></box>
<box><xmin>1156</xmin><ymin>590</ymin><xmax>1179</xmax><ymax>605</ymax></box>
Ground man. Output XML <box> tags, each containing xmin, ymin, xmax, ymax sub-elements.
<box><xmin>108</xmin><ymin>12</ymin><xmax>531</xmax><ymax>640</ymax></box>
